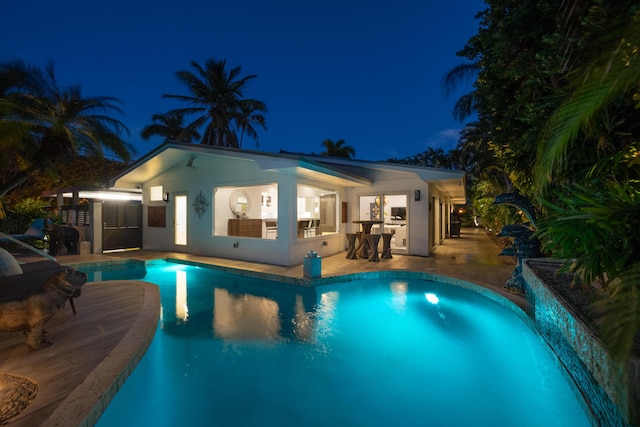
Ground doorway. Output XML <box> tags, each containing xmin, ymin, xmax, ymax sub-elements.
<box><xmin>358</xmin><ymin>193</ymin><xmax>407</xmax><ymax>254</ymax></box>
<box><xmin>102</xmin><ymin>202</ymin><xmax>142</xmax><ymax>251</ymax></box>
<box><xmin>175</xmin><ymin>194</ymin><xmax>187</xmax><ymax>246</ymax></box>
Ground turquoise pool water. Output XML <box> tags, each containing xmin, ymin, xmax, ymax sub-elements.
<box><xmin>92</xmin><ymin>261</ymin><xmax>590</xmax><ymax>426</ymax></box>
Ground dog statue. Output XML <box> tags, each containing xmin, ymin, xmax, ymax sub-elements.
<box><xmin>49</xmin><ymin>225</ymin><xmax>80</xmax><ymax>255</ymax></box>
<box><xmin>0</xmin><ymin>267</ymin><xmax>87</xmax><ymax>350</ymax></box>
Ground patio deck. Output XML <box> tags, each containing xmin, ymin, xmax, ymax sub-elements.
<box><xmin>1</xmin><ymin>227</ymin><xmax>518</xmax><ymax>426</ymax></box>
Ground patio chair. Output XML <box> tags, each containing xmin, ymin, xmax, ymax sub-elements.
<box><xmin>0</xmin><ymin>218</ymin><xmax>48</xmax><ymax>247</ymax></box>
<box><xmin>304</xmin><ymin>219</ymin><xmax>320</xmax><ymax>237</ymax></box>
<box><xmin>265</xmin><ymin>219</ymin><xmax>278</xmax><ymax>239</ymax></box>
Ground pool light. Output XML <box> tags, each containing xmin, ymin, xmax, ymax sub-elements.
<box><xmin>425</xmin><ymin>293</ymin><xmax>439</xmax><ymax>305</ymax></box>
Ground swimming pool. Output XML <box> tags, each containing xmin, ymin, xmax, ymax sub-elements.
<box><xmin>92</xmin><ymin>261</ymin><xmax>591</xmax><ymax>426</ymax></box>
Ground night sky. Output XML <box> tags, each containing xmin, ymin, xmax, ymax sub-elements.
<box><xmin>2</xmin><ymin>0</ymin><xmax>484</xmax><ymax>161</ymax></box>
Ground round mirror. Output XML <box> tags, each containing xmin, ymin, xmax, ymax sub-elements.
<box><xmin>229</xmin><ymin>190</ymin><xmax>250</xmax><ymax>218</ymax></box>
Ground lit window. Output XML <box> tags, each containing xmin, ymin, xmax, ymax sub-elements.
<box><xmin>296</xmin><ymin>184</ymin><xmax>338</xmax><ymax>239</ymax></box>
<box><xmin>213</xmin><ymin>184</ymin><xmax>278</xmax><ymax>239</ymax></box>
<box><xmin>150</xmin><ymin>185</ymin><xmax>163</xmax><ymax>201</ymax></box>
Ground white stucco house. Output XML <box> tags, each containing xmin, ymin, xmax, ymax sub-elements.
<box><xmin>51</xmin><ymin>142</ymin><xmax>466</xmax><ymax>266</ymax></box>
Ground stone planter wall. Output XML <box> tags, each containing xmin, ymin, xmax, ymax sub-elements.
<box><xmin>523</xmin><ymin>260</ymin><xmax>635</xmax><ymax>426</ymax></box>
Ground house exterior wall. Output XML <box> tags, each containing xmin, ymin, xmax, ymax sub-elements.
<box><xmin>127</xmin><ymin>151</ymin><xmax>460</xmax><ymax>267</ymax></box>
<box><xmin>140</xmin><ymin>155</ymin><xmax>350</xmax><ymax>266</ymax></box>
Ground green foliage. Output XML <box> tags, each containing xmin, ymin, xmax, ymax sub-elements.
<box><xmin>455</xmin><ymin>0</ymin><xmax>566</xmax><ymax>194</ymax></box>
<box><xmin>0</xmin><ymin>197</ymin><xmax>52</xmax><ymax>234</ymax></box>
<box><xmin>470</xmin><ymin>179</ymin><xmax>523</xmax><ymax>233</ymax></box>
<box><xmin>535</xmin><ymin>9</ymin><xmax>640</xmax><ymax>191</ymax></box>
<box><xmin>536</xmin><ymin>177</ymin><xmax>640</xmax><ymax>361</ymax></box>
<box><xmin>530</xmin><ymin>6</ymin><xmax>640</xmax><ymax>363</ymax></box>
<box><xmin>537</xmin><ymin>180</ymin><xmax>640</xmax><ymax>284</ymax></box>
<box><xmin>2</xmin><ymin>155</ymin><xmax>126</xmax><ymax>205</ymax></box>
<box><xmin>593</xmin><ymin>262</ymin><xmax>640</xmax><ymax>361</ymax></box>
<box><xmin>452</xmin><ymin>0</ymin><xmax>640</xmax><ymax>364</ymax></box>
<box><xmin>387</xmin><ymin>147</ymin><xmax>459</xmax><ymax>169</ymax></box>
<box><xmin>0</xmin><ymin>60</ymin><xmax>135</xmax><ymax>198</ymax></box>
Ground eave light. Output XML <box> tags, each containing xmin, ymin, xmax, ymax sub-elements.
<box><xmin>76</xmin><ymin>191</ymin><xmax>142</xmax><ymax>201</ymax></box>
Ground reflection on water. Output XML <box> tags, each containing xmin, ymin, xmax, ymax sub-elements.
<box><xmin>314</xmin><ymin>291</ymin><xmax>339</xmax><ymax>341</ymax></box>
<box><xmin>212</xmin><ymin>288</ymin><xmax>281</xmax><ymax>340</ymax></box>
<box><xmin>175</xmin><ymin>270</ymin><xmax>188</xmax><ymax>322</ymax></box>
<box><xmin>292</xmin><ymin>294</ymin><xmax>315</xmax><ymax>341</ymax></box>
<box><xmin>389</xmin><ymin>280</ymin><xmax>408</xmax><ymax>313</ymax></box>
<box><xmin>154</xmin><ymin>264</ymin><xmax>320</xmax><ymax>341</ymax></box>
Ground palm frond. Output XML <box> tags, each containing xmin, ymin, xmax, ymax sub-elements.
<box><xmin>535</xmin><ymin>19</ymin><xmax>640</xmax><ymax>191</ymax></box>
<box><xmin>593</xmin><ymin>261</ymin><xmax>640</xmax><ymax>362</ymax></box>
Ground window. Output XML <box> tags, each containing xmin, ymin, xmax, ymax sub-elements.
<box><xmin>150</xmin><ymin>185</ymin><xmax>163</xmax><ymax>201</ymax></box>
<box><xmin>60</xmin><ymin>205</ymin><xmax>91</xmax><ymax>225</ymax></box>
<box><xmin>214</xmin><ymin>183</ymin><xmax>278</xmax><ymax>239</ymax></box>
<box><xmin>297</xmin><ymin>184</ymin><xmax>338</xmax><ymax>238</ymax></box>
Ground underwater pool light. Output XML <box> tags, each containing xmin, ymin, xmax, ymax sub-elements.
<box><xmin>425</xmin><ymin>293</ymin><xmax>439</xmax><ymax>305</ymax></box>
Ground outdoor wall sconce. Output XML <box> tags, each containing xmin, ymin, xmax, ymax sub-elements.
<box><xmin>414</xmin><ymin>190</ymin><xmax>421</xmax><ymax>201</ymax></box>
<box><xmin>163</xmin><ymin>192</ymin><xmax>170</xmax><ymax>202</ymax></box>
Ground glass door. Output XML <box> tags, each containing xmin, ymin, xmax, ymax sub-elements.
<box><xmin>382</xmin><ymin>194</ymin><xmax>407</xmax><ymax>253</ymax></box>
<box><xmin>175</xmin><ymin>194</ymin><xmax>187</xmax><ymax>246</ymax></box>
<box><xmin>358</xmin><ymin>194</ymin><xmax>408</xmax><ymax>254</ymax></box>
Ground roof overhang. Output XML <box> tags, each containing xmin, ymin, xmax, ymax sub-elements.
<box><xmin>110</xmin><ymin>142</ymin><xmax>372</xmax><ymax>189</ymax></box>
<box><xmin>254</xmin><ymin>157</ymin><xmax>371</xmax><ymax>187</ymax></box>
<box><xmin>307</xmin><ymin>156</ymin><xmax>467</xmax><ymax>204</ymax></box>
<box><xmin>108</xmin><ymin>142</ymin><xmax>465</xmax><ymax>202</ymax></box>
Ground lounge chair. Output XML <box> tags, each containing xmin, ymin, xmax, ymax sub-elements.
<box><xmin>0</xmin><ymin>218</ymin><xmax>48</xmax><ymax>247</ymax></box>
<box><xmin>0</xmin><ymin>248</ymin><xmax>86</xmax><ymax>349</ymax></box>
<box><xmin>0</xmin><ymin>248</ymin><xmax>81</xmax><ymax>313</ymax></box>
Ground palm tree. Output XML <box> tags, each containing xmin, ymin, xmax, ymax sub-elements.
<box><xmin>141</xmin><ymin>111</ymin><xmax>201</xmax><ymax>143</ymax></box>
<box><xmin>0</xmin><ymin>60</ymin><xmax>134</xmax><ymax>198</ymax></box>
<box><xmin>234</xmin><ymin>102</ymin><xmax>267</xmax><ymax>148</ymax></box>
<box><xmin>163</xmin><ymin>58</ymin><xmax>267</xmax><ymax>148</ymax></box>
<box><xmin>320</xmin><ymin>139</ymin><xmax>356</xmax><ymax>158</ymax></box>
<box><xmin>442</xmin><ymin>62</ymin><xmax>479</xmax><ymax>121</ymax></box>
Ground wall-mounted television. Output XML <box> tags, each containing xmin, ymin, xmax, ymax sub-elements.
<box><xmin>390</xmin><ymin>207</ymin><xmax>406</xmax><ymax>220</ymax></box>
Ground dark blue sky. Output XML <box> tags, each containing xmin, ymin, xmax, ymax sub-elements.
<box><xmin>2</xmin><ymin>0</ymin><xmax>484</xmax><ymax>161</ymax></box>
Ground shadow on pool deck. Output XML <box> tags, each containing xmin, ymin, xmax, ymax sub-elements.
<box><xmin>1</xmin><ymin>226</ymin><xmax>518</xmax><ymax>426</ymax></box>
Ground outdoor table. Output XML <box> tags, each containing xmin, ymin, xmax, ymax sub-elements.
<box><xmin>353</xmin><ymin>220</ymin><xmax>383</xmax><ymax>258</ymax></box>
<box><xmin>381</xmin><ymin>232</ymin><xmax>393</xmax><ymax>259</ymax></box>
<box><xmin>345</xmin><ymin>233</ymin><xmax>358</xmax><ymax>259</ymax></box>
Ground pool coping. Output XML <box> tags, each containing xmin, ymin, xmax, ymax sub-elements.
<box><xmin>56</xmin><ymin>257</ymin><xmax>583</xmax><ymax>427</ymax></box>
<box><xmin>41</xmin><ymin>280</ymin><xmax>160</xmax><ymax>427</ymax></box>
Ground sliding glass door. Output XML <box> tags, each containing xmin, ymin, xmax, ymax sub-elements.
<box><xmin>358</xmin><ymin>193</ymin><xmax>407</xmax><ymax>253</ymax></box>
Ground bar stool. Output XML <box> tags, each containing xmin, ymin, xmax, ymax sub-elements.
<box><xmin>346</xmin><ymin>233</ymin><xmax>358</xmax><ymax>259</ymax></box>
<box><xmin>357</xmin><ymin>231</ymin><xmax>369</xmax><ymax>258</ymax></box>
<box><xmin>381</xmin><ymin>233</ymin><xmax>393</xmax><ymax>259</ymax></box>
<box><xmin>368</xmin><ymin>234</ymin><xmax>381</xmax><ymax>262</ymax></box>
